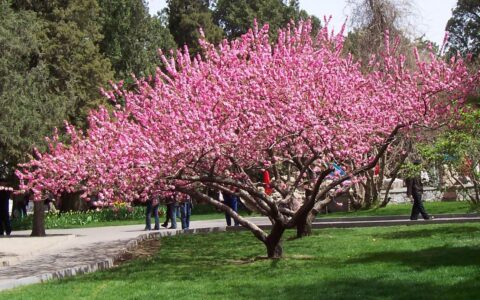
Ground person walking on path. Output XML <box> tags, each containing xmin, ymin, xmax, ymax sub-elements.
<box><xmin>0</xmin><ymin>181</ymin><xmax>13</xmax><ymax>236</ymax></box>
<box><xmin>406</xmin><ymin>160</ymin><xmax>432</xmax><ymax>220</ymax></box>
<box><xmin>180</xmin><ymin>195</ymin><xmax>193</xmax><ymax>230</ymax></box>
<box><xmin>161</xmin><ymin>196</ymin><xmax>171</xmax><ymax>228</ymax></box>
<box><xmin>145</xmin><ymin>196</ymin><xmax>160</xmax><ymax>230</ymax></box>
<box><xmin>223</xmin><ymin>190</ymin><xmax>240</xmax><ymax>226</ymax></box>
<box><xmin>162</xmin><ymin>194</ymin><xmax>178</xmax><ymax>229</ymax></box>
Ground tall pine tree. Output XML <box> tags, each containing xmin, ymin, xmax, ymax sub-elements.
<box><xmin>12</xmin><ymin>0</ymin><xmax>114</xmax><ymax>127</ymax></box>
<box><xmin>446</xmin><ymin>0</ymin><xmax>480</xmax><ymax>59</ymax></box>
<box><xmin>0</xmin><ymin>2</ymin><xmax>68</xmax><ymax>179</ymax></box>
<box><xmin>167</xmin><ymin>0</ymin><xmax>224</xmax><ymax>55</ymax></box>
<box><xmin>213</xmin><ymin>0</ymin><xmax>320</xmax><ymax>40</ymax></box>
<box><xmin>98</xmin><ymin>0</ymin><xmax>176</xmax><ymax>79</ymax></box>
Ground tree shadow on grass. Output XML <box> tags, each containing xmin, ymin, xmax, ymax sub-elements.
<box><xmin>275</xmin><ymin>276</ymin><xmax>480</xmax><ymax>300</ymax></box>
<box><xmin>348</xmin><ymin>246</ymin><xmax>480</xmax><ymax>270</ymax></box>
<box><xmin>374</xmin><ymin>225</ymin><xmax>480</xmax><ymax>240</ymax></box>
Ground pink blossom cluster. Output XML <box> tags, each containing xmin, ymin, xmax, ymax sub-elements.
<box><xmin>16</xmin><ymin>20</ymin><xmax>478</xmax><ymax>204</ymax></box>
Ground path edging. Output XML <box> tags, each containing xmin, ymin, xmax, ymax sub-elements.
<box><xmin>0</xmin><ymin>226</ymin><xmax>226</xmax><ymax>291</ymax></box>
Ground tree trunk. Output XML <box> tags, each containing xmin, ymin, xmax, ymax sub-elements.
<box><xmin>296</xmin><ymin>211</ymin><xmax>315</xmax><ymax>238</ymax></box>
<box><xmin>364</xmin><ymin>171</ymin><xmax>374</xmax><ymax>208</ymax></box>
<box><xmin>379</xmin><ymin>197</ymin><xmax>391</xmax><ymax>208</ymax></box>
<box><xmin>31</xmin><ymin>200</ymin><xmax>46</xmax><ymax>237</ymax></box>
<box><xmin>473</xmin><ymin>179</ymin><xmax>479</xmax><ymax>204</ymax></box>
<box><xmin>296</xmin><ymin>196</ymin><xmax>333</xmax><ymax>238</ymax></box>
<box><xmin>380</xmin><ymin>158</ymin><xmax>408</xmax><ymax>207</ymax></box>
<box><xmin>265</xmin><ymin>223</ymin><xmax>285</xmax><ymax>258</ymax></box>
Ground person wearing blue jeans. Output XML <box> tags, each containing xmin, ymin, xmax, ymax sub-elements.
<box><xmin>162</xmin><ymin>195</ymin><xmax>178</xmax><ymax>229</ymax></box>
<box><xmin>223</xmin><ymin>192</ymin><xmax>240</xmax><ymax>226</ymax></box>
<box><xmin>145</xmin><ymin>198</ymin><xmax>160</xmax><ymax>230</ymax></box>
<box><xmin>168</xmin><ymin>202</ymin><xmax>177</xmax><ymax>229</ymax></box>
<box><xmin>180</xmin><ymin>198</ymin><xmax>193</xmax><ymax>230</ymax></box>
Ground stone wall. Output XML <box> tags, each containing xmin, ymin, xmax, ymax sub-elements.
<box><xmin>381</xmin><ymin>185</ymin><xmax>476</xmax><ymax>204</ymax></box>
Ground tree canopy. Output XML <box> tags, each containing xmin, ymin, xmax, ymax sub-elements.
<box><xmin>0</xmin><ymin>3</ymin><xmax>70</xmax><ymax>179</ymax></box>
<box><xmin>213</xmin><ymin>0</ymin><xmax>320</xmax><ymax>40</ymax></box>
<box><xmin>166</xmin><ymin>0</ymin><xmax>224</xmax><ymax>55</ymax></box>
<box><xmin>98</xmin><ymin>0</ymin><xmax>176</xmax><ymax>79</ymax></box>
<box><xmin>17</xmin><ymin>20</ymin><xmax>480</xmax><ymax>257</ymax></box>
<box><xmin>0</xmin><ymin>0</ymin><xmax>179</xmax><ymax>179</ymax></box>
<box><xmin>446</xmin><ymin>0</ymin><xmax>480</xmax><ymax>59</ymax></box>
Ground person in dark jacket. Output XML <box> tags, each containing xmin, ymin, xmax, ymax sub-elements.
<box><xmin>406</xmin><ymin>160</ymin><xmax>431</xmax><ymax>220</ymax></box>
<box><xmin>0</xmin><ymin>181</ymin><xmax>13</xmax><ymax>236</ymax></box>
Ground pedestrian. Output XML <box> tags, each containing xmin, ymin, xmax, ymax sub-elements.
<box><xmin>0</xmin><ymin>181</ymin><xmax>13</xmax><ymax>236</ymax></box>
<box><xmin>161</xmin><ymin>195</ymin><xmax>171</xmax><ymax>228</ymax></box>
<box><xmin>12</xmin><ymin>192</ymin><xmax>28</xmax><ymax>219</ymax></box>
<box><xmin>145</xmin><ymin>196</ymin><xmax>160</xmax><ymax>230</ymax></box>
<box><xmin>20</xmin><ymin>192</ymin><xmax>29</xmax><ymax>217</ymax></box>
<box><xmin>162</xmin><ymin>194</ymin><xmax>177</xmax><ymax>229</ymax></box>
<box><xmin>406</xmin><ymin>159</ymin><xmax>432</xmax><ymax>220</ymax></box>
<box><xmin>180</xmin><ymin>195</ymin><xmax>193</xmax><ymax>230</ymax></box>
<box><xmin>223</xmin><ymin>190</ymin><xmax>240</xmax><ymax>226</ymax></box>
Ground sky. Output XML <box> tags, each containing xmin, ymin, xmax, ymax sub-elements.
<box><xmin>147</xmin><ymin>0</ymin><xmax>457</xmax><ymax>46</ymax></box>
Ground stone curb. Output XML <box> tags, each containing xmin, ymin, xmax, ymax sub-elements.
<box><xmin>0</xmin><ymin>226</ymin><xmax>226</xmax><ymax>292</ymax></box>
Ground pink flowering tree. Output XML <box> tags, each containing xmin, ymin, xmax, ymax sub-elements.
<box><xmin>17</xmin><ymin>20</ymin><xmax>479</xmax><ymax>257</ymax></box>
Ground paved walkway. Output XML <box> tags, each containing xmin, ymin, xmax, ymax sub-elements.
<box><xmin>0</xmin><ymin>214</ymin><xmax>479</xmax><ymax>291</ymax></box>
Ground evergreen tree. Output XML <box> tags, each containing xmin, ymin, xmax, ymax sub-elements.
<box><xmin>0</xmin><ymin>2</ymin><xmax>68</xmax><ymax>179</ymax></box>
<box><xmin>166</xmin><ymin>0</ymin><xmax>224</xmax><ymax>55</ymax></box>
<box><xmin>98</xmin><ymin>0</ymin><xmax>176</xmax><ymax>79</ymax></box>
<box><xmin>12</xmin><ymin>0</ymin><xmax>114</xmax><ymax>127</ymax></box>
<box><xmin>213</xmin><ymin>0</ymin><xmax>320</xmax><ymax>40</ymax></box>
<box><xmin>446</xmin><ymin>0</ymin><xmax>480</xmax><ymax>59</ymax></box>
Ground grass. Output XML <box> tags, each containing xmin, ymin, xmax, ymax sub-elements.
<box><xmin>321</xmin><ymin>201</ymin><xmax>477</xmax><ymax>218</ymax></box>
<box><xmin>2</xmin><ymin>222</ymin><xmax>479</xmax><ymax>299</ymax></box>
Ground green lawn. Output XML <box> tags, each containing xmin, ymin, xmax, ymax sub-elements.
<box><xmin>2</xmin><ymin>222</ymin><xmax>479</xmax><ymax>299</ymax></box>
<box><xmin>321</xmin><ymin>201</ymin><xmax>477</xmax><ymax>218</ymax></box>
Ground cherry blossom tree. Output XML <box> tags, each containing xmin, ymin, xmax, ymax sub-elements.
<box><xmin>17</xmin><ymin>19</ymin><xmax>479</xmax><ymax>257</ymax></box>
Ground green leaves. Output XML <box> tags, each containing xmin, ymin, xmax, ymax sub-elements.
<box><xmin>98</xmin><ymin>0</ymin><xmax>176</xmax><ymax>79</ymax></box>
<box><xmin>167</xmin><ymin>0</ymin><xmax>223</xmax><ymax>55</ymax></box>
<box><xmin>446</xmin><ymin>0</ymin><xmax>480</xmax><ymax>59</ymax></box>
<box><xmin>213</xmin><ymin>0</ymin><xmax>320</xmax><ymax>40</ymax></box>
<box><xmin>0</xmin><ymin>3</ymin><xmax>69</xmax><ymax>178</ymax></box>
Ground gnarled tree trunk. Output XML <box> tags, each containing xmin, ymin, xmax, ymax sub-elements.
<box><xmin>296</xmin><ymin>212</ymin><xmax>315</xmax><ymax>238</ymax></box>
<box><xmin>265</xmin><ymin>222</ymin><xmax>285</xmax><ymax>258</ymax></box>
<box><xmin>296</xmin><ymin>195</ymin><xmax>333</xmax><ymax>238</ymax></box>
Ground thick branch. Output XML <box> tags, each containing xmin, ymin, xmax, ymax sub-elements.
<box><xmin>287</xmin><ymin>124</ymin><xmax>405</xmax><ymax>227</ymax></box>
<box><xmin>176</xmin><ymin>186</ymin><xmax>268</xmax><ymax>242</ymax></box>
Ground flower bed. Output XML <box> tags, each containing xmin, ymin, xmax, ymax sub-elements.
<box><xmin>11</xmin><ymin>205</ymin><xmax>161</xmax><ymax>230</ymax></box>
